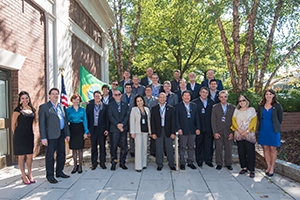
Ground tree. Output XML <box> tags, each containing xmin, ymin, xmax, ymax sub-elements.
<box><xmin>209</xmin><ymin>0</ymin><xmax>300</xmax><ymax>93</ymax></box>
<box><xmin>108</xmin><ymin>0</ymin><xmax>141</xmax><ymax>81</ymax></box>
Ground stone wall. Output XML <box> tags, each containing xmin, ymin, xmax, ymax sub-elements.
<box><xmin>281</xmin><ymin>112</ymin><xmax>300</xmax><ymax>132</ymax></box>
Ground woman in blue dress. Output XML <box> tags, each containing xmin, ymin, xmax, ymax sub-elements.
<box><xmin>257</xmin><ymin>89</ymin><xmax>283</xmax><ymax>177</ymax></box>
<box><xmin>67</xmin><ymin>94</ymin><xmax>89</xmax><ymax>174</ymax></box>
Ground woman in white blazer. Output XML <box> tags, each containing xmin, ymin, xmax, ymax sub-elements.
<box><xmin>130</xmin><ymin>95</ymin><xmax>151</xmax><ymax>172</ymax></box>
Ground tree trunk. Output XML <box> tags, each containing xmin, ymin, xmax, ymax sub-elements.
<box><xmin>255</xmin><ymin>0</ymin><xmax>283</xmax><ymax>93</ymax></box>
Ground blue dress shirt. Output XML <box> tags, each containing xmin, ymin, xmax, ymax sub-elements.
<box><xmin>66</xmin><ymin>106</ymin><xmax>89</xmax><ymax>134</ymax></box>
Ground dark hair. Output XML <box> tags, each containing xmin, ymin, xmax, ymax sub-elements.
<box><xmin>236</xmin><ymin>95</ymin><xmax>250</xmax><ymax>109</ymax></box>
<box><xmin>209</xmin><ymin>79</ymin><xmax>218</xmax><ymax>84</ymax></box>
<box><xmin>49</xmin><ymin>88</ymin><xmax>59</xmax><ymax>95</ymax></box>
<box><xmin>125</xmin><ymin>83</ymin><xmax>132</xmax><ymax>87</ymax></box>
<box><xmin>102</xmin><ymin>85</ymin><xmax>109</xmax><ymax>90</ymax></box>
<box><xmin>70</xmin><ymin>94</ymin><xmax>82</xmax><ymax>103</ymax></box>
<box><xmin>181</xmin><ymin>90</ymin><xmax>191</xmax><ymax>97</ymax></box>
<box><xmin>174</xmin><ymin>69</ymin><xmax>181</xmax><ymax>73</ymax></box>
<box><xmin>93</xmin><ymin>90</ymin><xmax>101</xmax><ymax>96</ymax></box>
<box><xmin>134</xmin><ymin>95</ymin><xmax>145</xmax><ymax>107</ymax></box>
<box><xmin>200</xmin><ymin>86</ymin><xmax>209</xmax><ymax>92</ymax></box>
<box><xmin>18</xmin><ymin>91</ymin><xmax>36</xmax><ymax>112</ymax></box>
<box><xmin>145</xmin><ymin>85</ymin><xmax>152</xmax><ymax>90</ymax></box>
<box><xmin>259</xmin><ymin>89</ymin><xmax>279</xmax><ymax>106</ymax></box>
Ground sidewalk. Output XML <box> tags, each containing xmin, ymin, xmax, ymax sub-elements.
<box><xmin>0</xmin><ymin>150</ymin><xmax>299</xmax><ymax>200</ymax></box>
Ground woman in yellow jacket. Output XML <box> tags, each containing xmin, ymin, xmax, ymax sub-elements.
<box><xmin>231</xmin><ymin>95</ymin><xmax>257</xmax><ymax>178</ymax></box>
<box><xmin>130</xmin><ymin>95</ymin><xmax>151</xmax><ymax>172</ymax></box>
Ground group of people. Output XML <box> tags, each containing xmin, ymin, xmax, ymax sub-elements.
<box><xmin>11</xmin><ymin>68</ymin><xmax>283</xmax><ymax>185</ymax></box>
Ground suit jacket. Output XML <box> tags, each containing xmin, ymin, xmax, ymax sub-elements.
<box><xmin>175</xmin><ymin>102</ymin><xmax>200</xmax><ymax>135</ymax></box>
<box><xmin>193</xmin><ymin>97</ymin><xmax>214</xmax><ymax>133</ymax></box>
<box><xmin>257</xmin><ymin>103</ymin><xmax>283</xmax><ymax>133</ymax></box>
<box><xmin>143</xmin><ymin>96</ymin><xmax>158</xmax><ymax>111</ymax></box>
<box><xmin>151</xmin><ymin>104</ymin><xmax>175</xmax><ymax>138</ymax></box>
<box><xmin>175</xmin><ymin>89</ymin><xmax>190</xmax><ymax>103</ymax></box>
<box><xmin>119</xmin><ymin>79</ymin><xmax>132</xmax><ymax>93</ymax></box>
<box><xmin>166</xmin><ymin>92</ymin><xmax>178</xmax><ymax>106</ymax></box>
<box><xmin>170</xmin><ymin>79</ymin><xmax>180</xmax><ymax>93</ymax></box>
<box><xmin>201</xmin><ymin>79</ymin><xmax>224</xmax><ymax>91</ymax></box>
<box><xmin>140</xmin><ymin>76</ymin><xmax>151</xmax><ymax>86</ymax></box>
<box><xmin>129</xmin><ymin>107</ymin><xmax>151</xmax><ymax>134</ymax></box>
<box><xmin>101</xmin><ymin>96</ymin><xmax>114</xmax><ymax>105</ymax></box>
<box><xmin>148</xmin><ymin>83</ymin><xmax>164</xmax><ymax>97</ymax></box>
<box><xmin>86</xmin><ymin>101</ymin><xmax>108</xmax><ymax>135</ymax></box>
<box><xmin>209</xmin><ymin>90</ymin><xmax>220</xmax><ymax>104</ymax></box>
<box><xmin>187</xmin><ymin>82</ymin><xmax>201</xmax><ymax>100</ymax></box>
<box><xmin>211</xmin><ymin>103</ymin><xmax>235</xmax><ymax>136</ymax></box>
<box><xmin>107</xmin><ymin>101</ymin><xmax>129</xmax><ymax>132</ymax></box>
<box><xmin>39</xmin><ymin>101</ymin><xmax>70</xmax><ymax>140</ymax></box>
<box><xmin>121</xmin><ymin>93</ymin><xmax>135</xmax><ymax>110</ymax></box>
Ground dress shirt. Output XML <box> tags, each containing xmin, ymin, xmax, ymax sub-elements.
<box><xmin>94</xmin><ymin>103</ymin><xmax>103</xmax><ymax>126</ymax></box>
<box><xmin>51</xmin><ymin>102</ymin><xmax>64</xmax><ymax>130</ymax></box>
<box><xmin>152</xmin><ymin>84</ymin><xmax>160</xmax><ymax>97</ymax></box>
<box><xmin>159</xmin><ymin>103</ymin><xmax>166</xmax><ymax>127</ymax></box>
<box><xmin>102</xmin><ymin>96</ymin><xmax>110</xmax><ymax>105</ymax></box>
<box><xmin>66</xmin><ymin>106</ymin><xmax>89</xmax><ymax>134</ymax></box>
<box><xmin>201</xmin><ymin>98</ymin><xmax>208</xmax><ymax>108</ymax></box>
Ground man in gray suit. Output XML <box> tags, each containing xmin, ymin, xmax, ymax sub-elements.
<box><xmin>211</xmin><ymin>90</ymin><xmax>235</xmax><ymax>170</ymax></box>
<box><xmin>39</xmin><ymin>88</ymin><xmax>70</xmax><ymax>184</ymax></box>
<box><xmin>163</xmin><ymin>81</ymin><xmax>178</xmax><ymax>106</ymax></box>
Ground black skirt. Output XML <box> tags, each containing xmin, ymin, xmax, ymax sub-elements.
<box><xmin>69</xmin><ymin>122</ymin><xmax>84</xmax><ymax>150</ymax></box>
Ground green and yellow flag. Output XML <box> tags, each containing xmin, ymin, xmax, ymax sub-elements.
<box><xmin>79</xmin><ymin>66</ymin><xmax>109</xmax><ymax>102</ymax></box>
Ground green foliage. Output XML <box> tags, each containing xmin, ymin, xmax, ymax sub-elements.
<box><xmin>227</xmin><ymin>89</ymin><xmax>262</xmax><ymax>110</ymax></box>
<box><xmin>277</xmin><ymin>89</ymin><xmax>300</xmax><ymax>112</ymax></box>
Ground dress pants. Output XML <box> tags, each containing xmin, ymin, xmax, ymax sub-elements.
<box><xmin>109</xmin><ymin>131</ymin><xmax>127</xmax><ymax>165</ymax></box>
<box><xmin>179</xmin><ymin>134</ymin><xmax>196</xmax><ymax>165</ymax></box>
<box><xmin>195</xmin><ymin>131</ymin><xmax>214</xmax><ymax>165</ymax></box>
<box><xmin>91</xmin><ymin>126</ymin><xmax>106</xmax><ymax>167</ymax></box>
<box><xmin>45</xmin><ymin>131</ymin><xmax>65</xmax><ymax>179</ymax></box>
<box><xmin>129</xmin><ymin>134</ymin><xmax>135</xmax><ymax>154</ymax></box>
<box><xmin>156</xmin><ymin>128</ymin><xmax>175</xmax><ymax>168</ymax></box>
<box><xmin>134</xmin><ymin>132</ymin><xmax>148</xmax><ymax>170</ymax></box>
<box><xmin>236</xmin><ymin>140</ymin><xmax>255</xmax><ymax>171</ymax></box>
<box><xmin>215</xmin><ymin>131</ymin><xmax>233</xmax><ymax>166</ymax></box>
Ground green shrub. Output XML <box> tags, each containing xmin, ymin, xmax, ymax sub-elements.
<box><xmin>227</xmin><ymin>89</ymin><xmax>261</xmax><ymax>110</ymax></box>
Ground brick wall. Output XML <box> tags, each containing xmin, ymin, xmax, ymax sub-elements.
<box><xmin>69</xmin><ymin>0</ymin><xmax>102</xmax><ymax>47</ymax></box>
<box><xmin>281</xmin><ymin>112</ymin><xmax>300</xmax><ymax>132</ymax></box>
<box><xmin>0</xmin><ymin>1</ymin><xmax>46</xmax><ymax>156</ymax></box>
<box><xmin>71</xmin><ymin>35</ymin><xmax>102</xmax><ymax>93</ymax></box>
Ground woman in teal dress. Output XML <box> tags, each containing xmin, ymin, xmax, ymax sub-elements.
<box><xmin>67</xmin><ymin>94</ymin><xmax>89</xmax><ymax>174</ymax></box>
<box><xmin>257</xmin><ymin>89</ymin><xmax>283</xmax><ymax>177</ymax></box>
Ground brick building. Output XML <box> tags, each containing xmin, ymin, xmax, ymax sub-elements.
<box><xmin>0</xmin><ymin>0</ymin><xmax>115</xmax><ymax>168</ymax></box>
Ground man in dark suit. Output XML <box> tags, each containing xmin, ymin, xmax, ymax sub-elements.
<box><xmin>170</xmin><ymin>69</ymin><xmax>181</xmax><ymax>92</ymax></box>
<box><xmin>176</xmin><ymin>91</ymin><xmax>200</xmax><ymax>170</ymax></box>
<box><xmin>151</xmin><ymin>92</ymin><xmax>176</xmax><ymax>171</ymax></box>
<box><xmin>211</xmin><ymin>90</ymin><xmax>235</xmax><ymax>170</ymax></box>
<box><xmin>119</xmin><ymin>70</ymin><xmax>132</xmax><ymax>93</ymax></box>
<box><xmin>209</xmin><ymin>79</ymin><xmax>220</xmax><ymax>104</ymax></box>
<box><xmin>193</xmin><ymin>87</ymin><xmax>214</xmax><ymax>168</ymax></box>
<box><xmin>86</xmin><ymin>91</ymin><xmax>109</xmax><ymax>170</ymax></box>
<box><xmin>187</xmin><ymin>72</ymin><xmax>201</xmax><ymax>100</ymax></box>
<box><xmin>140</xmin><ymin>67</ymin><xmax>153</xmax><ymax>86</ymax></box>
<box><xmin>163</xmin><ymin>81</ymin><xmax>178</xmax><ymax>106</ymax></box>
<box><xmin>101</xmin><ymin>85</ymin><xmax>114</xmax><ymax>105</ymax></box>
<box><xmin>201</xmin><ymin>69</ymin><xmax>224</xmax><ymax>91</ymax></box>
<box><xmin>39</xmin><ymin>88</ymin><xmax>70</xmax><ymax>184</ymax></box>
<box><xmin>131</xmin><ymin>75</ymin><xmax>145</xmax><ymax>96</ymax></box>
<box><xmin>108</xmin><ymin>90</ymin><xmax>130</xmax><ymax>170</ymax></box>
<box><xmin>175</xmin><ymin>78</ymin><xmax>188</xmax><ymax>103</ymax></box>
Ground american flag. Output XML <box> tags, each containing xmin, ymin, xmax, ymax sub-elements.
<box><xmin>61</xmin><ymin>74</ymin><xmax>68</xmax><ymax>107</ymax></box>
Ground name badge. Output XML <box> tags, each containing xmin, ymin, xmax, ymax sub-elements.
<box><xmin>142</xmin><ymin>119</ymin><xmax>146</xmax><ymax>124</ymax></box>
<box><xmin>202</xmin><ymin>108</ymin><xmax>205</xmax><ymax>114</ymax></box>
<box><xmin>221</xmin><ymin>116</ymin><xmax>226</xmax><ymax>122</ymax></box>
<box><xmin>187</xmin><ymin>112</ymin><xmax>191</xmax><ymax>118</ymax></box>
<box><xmin>95</xmin><ymin>114</ymin><xmax>98</xmax><ymax>118</ymax></box>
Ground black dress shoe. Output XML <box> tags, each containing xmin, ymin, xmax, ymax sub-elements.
<box><xmin>169</xmin><ymin>166</ymin><xmax>176</xmax><ymax>171</ymax></box>
<box><xmin>119</xmin><ymin>164</ymin><xmax>128</xmax><ymax>170</ymax></box>
<box><xmin>143</xmin><ymin>166</ymin><xmax>147</xmax><ymax>169</ymax></box>
<box><xmin>205</xmin><ymin>163</ymin><xmax>214</xmax><ymax>167</ymax></box>
<box><xmin>136</xmin><ymin>169</ymin><xmax>142</xmax><ymax>172</ymax></box>
<box><xmin>100</xmin><ymin>163</ymin><xmax>107</xmax><ymax>169</ymax></box>
<box><xmin>157</xmin><ymin>166</ymin><xmax>162</xmax><ymax>171</ymax></box>
<box><xmin>56</xmin><ymin>173</ymin><xmax>70</xmax><ymax>178</ymax></box>
<box><xmin>47</xmin><ymin>178</ymin><xmax>58</xmax><ymax>184</ymax></box>
<box><xmin>78</xmin><ymin>166</ymin><xmax>82</xmax><ymax>174</ymax></box>
<box><xmin>187</xmin><ymin>164</ymin><xmax>197</xmax><ymax>170</ymax></box>
<box><xmin>90</xmin><ymin>165</ymin><xmax>97</xmax><ymax>170</ymax></box>
<box><xmin>111</xmin><ymin>163</ymin><xmax>116</xmax><ymax>171</ymax></box>
<box><xmin>71</xmin><ymin>165</ymin><xmax>78</xmax><ymax>174</ymax></box>
<box><xmin>216</xmin><ymin>165</ymin><xmax>222</xmax><ymax>170</ymax></box>
<box><xmin>226</xmin><ymin>165</ymin><xmax>233</xmax><ymax>170</ymax></box>
<box><xmin>197</xmin><ymin>163</ymin><xmax>203</xmax><ymax>168</ymax></box>
<box><xmin>180</xmin><ymin>164</ymin><xmax>185</xmax><ymax>170</ymax></box>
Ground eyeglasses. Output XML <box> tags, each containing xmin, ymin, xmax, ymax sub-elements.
<box><xmin>112</xmin><ymin>83</ymin><xmax>118</xmax><ymax>86</ymax></box>
<box><xmin>114</xmin><ymin>94</ymin><xmax>122</xmax><ymax>96</ymax></box>
<box><xmin>238</xmin><ymin>99</ymin><xmax>246</xmax><ymax>103</ymax></box>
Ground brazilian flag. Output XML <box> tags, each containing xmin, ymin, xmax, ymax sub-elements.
<box><xmin>79</xmin><ymin>66</ymin><xmax>110</xmax><ymax>102</ymax></box>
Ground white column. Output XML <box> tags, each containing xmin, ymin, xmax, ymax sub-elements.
<box><xmin>101</xmin><ymin>33</ymin><xmax>110</xmax><ymax>83</ymax></box>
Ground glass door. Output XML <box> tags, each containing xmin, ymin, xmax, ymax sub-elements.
<box><xmin>0</xmin><ymin>69</ymin><xmax>11</xmax><ymax>165</ymax></box>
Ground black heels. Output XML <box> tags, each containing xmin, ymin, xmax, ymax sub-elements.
<box><xmin>78</xmin><ymin>165</ymin><xmax>83</xmax><ymax>174</ymax></box>
<box><xmin>71</xmin><ymin>165</ymin><xmax>79</xmax><ymax>174</ymax></box>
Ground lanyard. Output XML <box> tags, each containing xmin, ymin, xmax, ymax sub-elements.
<box><xmin>160</xmin><ymin>104</ymin><xmax>166</xmax><ymax>118</ymax></box>
<box><xmin>222</xmin><ymin>104</ymin><xmax>228</xmax><ymax>116</ymax></box>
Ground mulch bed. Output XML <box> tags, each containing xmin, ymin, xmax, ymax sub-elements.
<box><xmin>277</xmin><ymin>131</ymin><xmax>300</xmax><ymax>166</ymax></box>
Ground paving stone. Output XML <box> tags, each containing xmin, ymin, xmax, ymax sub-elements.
<box><xmin>97</xmin><ymin>190</ymin><xmax>136</xmax><ymax>200</ymax></box>
<box><xmin>174</xmin><ymin>191</ymin><xmax>213</xmax><ymax>200</ymax></box>
<box><xmin>21</xmin><ymin>188</ymin><xmax>67</xmax><ymax>200</ymax></box>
